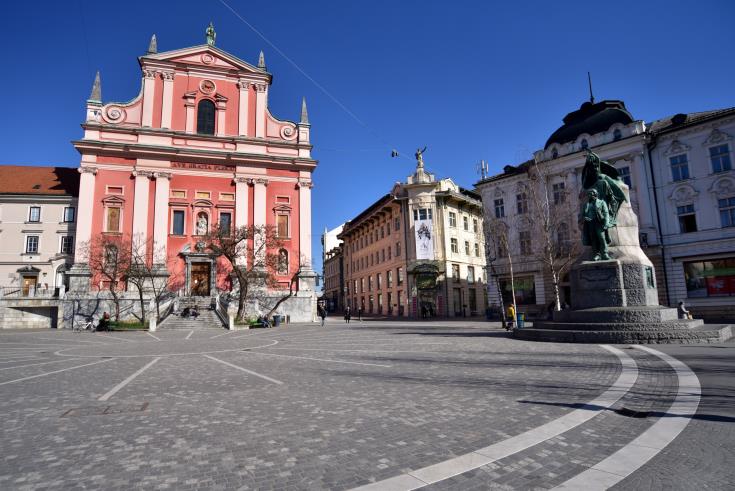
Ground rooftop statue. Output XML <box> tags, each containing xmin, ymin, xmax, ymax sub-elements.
<box><xmin>206</xmin><ymin>22</ymin><xmax>216</xmax><ymax>46</ymax></box>
<box><xmin>415</xmin><ymin>146</ymin><xmax>427</xmax><ymax>169</ymax></box>
<box><xmin>579</xmin><ymin>150</ymin><xmax>627</xmax><ymax>260</ymax></box>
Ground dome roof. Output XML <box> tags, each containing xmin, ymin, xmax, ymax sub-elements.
<box><xmin>545</xmin><ymin>100</ymin><xmax>634</xmax><ymax>149</ymax></box>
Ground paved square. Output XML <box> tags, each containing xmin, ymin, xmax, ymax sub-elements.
<box><xmin>0</xmin><ymin>321</ymin><xmax>731</xmax><ymax>490</ymax></box>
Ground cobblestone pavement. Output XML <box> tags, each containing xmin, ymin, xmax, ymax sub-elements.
<box><xmin>0</xmin><ymin>320</ymin><xmax>731</xmax><ymax>490</ymax></box>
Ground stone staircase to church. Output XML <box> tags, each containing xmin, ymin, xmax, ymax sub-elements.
<box><xmin>159</xmin><ymin>296</ymin><xmax>225</xmax><ymax>330</ymax></box>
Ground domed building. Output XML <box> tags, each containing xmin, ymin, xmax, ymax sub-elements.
<box><xmin>475</xmin><ymin>98</ymin><xmax>661</xmax><ymax>318</ymax></box>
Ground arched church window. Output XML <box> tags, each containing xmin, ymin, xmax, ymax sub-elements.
<box><xmin>277</xmin><ymin>248</ymin><xmax>288</xmax><ymax>274</ymax></box>
<box><xmin>197</xmin><ymin>99</ymin><xmax>215</xmax><ymax>135</ymax></box>
<box><xmin>196</xmin><ymin>212</ymin><xmax>209</xmax><ymax>235</ymax></box>
<box><xmin>613</xmin><ymin>128</ymin><xmax>622</xmax><ymax>141</ymax></box>
<box><xmin>580</xmin><ymin>139</ymin><xmax>589</xmax><ymax>150</ymax></box>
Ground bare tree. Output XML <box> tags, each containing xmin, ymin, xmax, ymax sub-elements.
<box><xmin>85</xmin><ymin>234</ymin><xmax>132</xmax><ymax>321</ymax></box>
<box><xmin>484</xmin><ymin>215</ymin><xmax>516</xmax><ymax>328</ymax></box>
<box><xmin>525</xmin><ymin>159</ymin><xmax>582</xmax><ymax>311</ymax></box>
<box><xmin>204</xmin><ymin>224</ymin><xmax>300</xmax><ymax>322</ymax></box>
<box><xmin>127</xmin><ymin>236</ymin><xmax>174</xmax><ymax>325</ymax></box>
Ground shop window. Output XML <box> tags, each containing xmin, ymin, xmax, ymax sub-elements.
<box><xmin>196</xmin><ymin>99</ymin><xmax>216</xmax><ymax>135</ymax></box>
<box><xmin>677</xmin><ymin>205</ymin><xmax>697</xmax><ymax>233</ymax></box>
<box><xmin>499</xmin><ymin>276</ymin><xmax>536</xmax><ymax>305</ymax></box>
<box><xmin>684</xmin><ymin>258</ymin><xmax>735</xmax><ymax>297</ymax></box>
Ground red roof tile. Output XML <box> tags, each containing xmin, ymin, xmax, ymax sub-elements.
<box><xmin>0</xmin><ymin>165</ymin><xmax>79</xmax><ymax>196</ymax></box>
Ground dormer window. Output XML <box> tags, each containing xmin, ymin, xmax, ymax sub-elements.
<box><xmin>197</xmin><ymin>99</ymin><xmax>215</xmax><ymax>135</ymax></box>
<box><xmin>613</xmin><ymin>128</ymin><xmax>622</xmax><ymax>141</ymax></box>
<box><xmin>581</xmin><ymin>139</ymin><xmax>589</xmax><ymax>150</ymax></box>
<box><xmin>552</xmin><ymin>148</ymin><xmax>559</xmax><ymax>159</ymax></box>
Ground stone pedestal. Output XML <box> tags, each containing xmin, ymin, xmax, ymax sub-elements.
<box><xmin>66</xmin><ymin>263</ymin><xmax>91</xmax><ymax>292</ymax></box>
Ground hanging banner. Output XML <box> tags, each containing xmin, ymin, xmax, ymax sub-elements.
<box><xmin>414</xmin><ymin>219</ymin><xmax>434</xmax><ymax>260</ymax></box>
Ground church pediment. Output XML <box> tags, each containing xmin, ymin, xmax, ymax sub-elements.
<box><xmin>143</xmin><ymin>45</ymin><xmax>267</xmax><ymax>76</ymax></box>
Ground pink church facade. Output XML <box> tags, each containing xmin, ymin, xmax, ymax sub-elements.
<box><xmin>69</xmin><ymin>31</ymin><xmax>317</xmax><ymax>315</ymax></box>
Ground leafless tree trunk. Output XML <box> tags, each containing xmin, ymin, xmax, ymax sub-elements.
<box><xmin>526</xmin><ymin>159</ymin><xmax>582</xmax><ymax>312</ymax></box>
<box><xmin>127</xmin><ymin>236</ymin><xmax>174</xmax><ymax>324</ymax></box>
<box><xmin>84</xmin><ymin>234</ymin><xmax>133</xmax><ymax>321</ymax></box>
<box><xmin>205</xmin><ymin>224</ymin><xmax>293</xmax><ymax>322</ymax></box>
<box><xmin>484</xmin><ymin>216</ymin><xmax>516</xmax><ymax>327</ymax></box>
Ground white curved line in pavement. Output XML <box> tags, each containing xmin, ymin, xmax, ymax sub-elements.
<box><xmin>351</xmin><ymin>345</ymin><xmax>638</xmax><ymax>491</ymax></box>
<box><xmin>553</xmin><ymin>345</ymin><xmax>701</xmax><ymax>491</ymax></box>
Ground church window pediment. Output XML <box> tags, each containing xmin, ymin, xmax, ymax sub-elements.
<box><xmin>192</xmin><ymin>199</ymin><xmax>214</xmax><ymax>208</ymax></box>
<box><xmin>101</xmin><ymin>195</ymin><xmax>125</xmax><ymax>205</ymax></box>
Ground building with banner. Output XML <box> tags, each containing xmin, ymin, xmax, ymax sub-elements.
<box><xmin>337</xmin><ymin>155</ymin><xmax>486</xmax><ymax>318</ymax></box>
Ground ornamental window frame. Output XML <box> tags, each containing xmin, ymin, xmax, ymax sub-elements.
<box><xmin>101</xmin><ymin>195</ymin><xmax>125</xmax><ymax>234</ymax></box>
<box><xmin>670</xmin><ymin>153</ymin><xmax>690</xmax><ymax>182</ymax></box>
<box><xmin>196</xmin><ymin>98</ymin><xmax>216</xmax><ymax>135</ymax></box>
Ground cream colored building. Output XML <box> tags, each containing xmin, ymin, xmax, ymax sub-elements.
<box><xmin>337</xmin><ymin>157</ymin><xmax>486</xmax><ymax>318</ymax></box>
<box><xmin>0</xmin><ymin>166</ymin><xmax>78</xmax><ymax>297</ymax></box>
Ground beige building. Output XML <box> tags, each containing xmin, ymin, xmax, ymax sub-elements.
<box><xmin>0</xmin><ymin>166</ymin><xmax>78</xmax><ymax>297</ymax></box>
<box><xmin>337</xmin><ymin>158</ymin><xmax>486</xmax><ymax>318</ymax></box>
<box><xmin>321</xmin><ymin>224</ymin><xmax>344</xmax><ymax>312</ymax></box>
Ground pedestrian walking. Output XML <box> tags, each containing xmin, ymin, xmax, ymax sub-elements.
<box><xmin>358</xmin><ymin>307</ymin><xmax>363</xmax><ymax>321</ymax></box>
<box><xmin>318</xmin><ymin>305</ymin><xmax>327</xmax><ymax>326</ymax></box>
<box><xmin>344</xmin><ymin>306</ymin><xmax>351</xmax><ymax>324</ymax></box>
<box><xmin>506</xmin><ymin>304</ymin><xmax>516</xmax><ymax>330</ymax></box>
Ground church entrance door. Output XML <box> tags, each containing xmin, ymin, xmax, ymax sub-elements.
<box><xmin>191</xmin><ymin>263</ymin><xmax>211</xmax><ymax>296</ymax></box>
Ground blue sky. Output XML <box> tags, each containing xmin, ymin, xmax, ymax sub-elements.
<box><xmin>3</xmin><ymin>0</ymin><xmax>734</xmax><ymax>277</ymax></box>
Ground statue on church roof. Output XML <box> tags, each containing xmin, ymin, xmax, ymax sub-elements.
<box><xmin>206</xmin><ymin>22</ymin><xmax>216</xmax><ymax>46</ymax></box>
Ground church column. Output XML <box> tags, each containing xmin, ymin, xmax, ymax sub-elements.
<box><xmin>160</xmin><ymin>71</ymin><xmax>175</xmax><ymax>129</ymax></box>
<box><xmin>253</xmin><ymin>178</ymin><xmax>268</xmax><ymax>226</ymax></box>
<box><xmin>216</xmin><ymin>98</ymin><xmax>227</xmax><ymax>137</ymax></box>
<box><xmin>184</xmin><ymin>93</ymin><xmax>196</xmax><ymax>133</ymax></box>
<box><xmin>153</xmin><ymin>172</ymin><xmax>171</xmax><ymax>264</ymax></box>
<box><xmin>237</xmin><ymin>80</ymin><xmax>250</xmax><ymax>136</ymax></box>
<box><xmin>132</xmin><ymin>170</ymin><xmax>153</xmax><ymax>247</ymax></box>
<box><xmin>298</xmin><ymin>179</ymin><xmax>314</xmax><ymax>270</ymax></box>
<box><xmin>234</xmin><ymin>177</ymin><xmax>250</xmax><ymax>228</ymax></box>
<box><xmin>253</xmin><ymin>178</ymin><xmax>268</xmax><ymax>267</ymax></box>
<box><xmin>142</xmin><ymin>69</ymin><xmax>157</xmax><ymax>127</ymax></box>
<box><xmin>254</xmin><ymin>84</ymin><xmax>267</xmax><ymax>138</ymax></box>
<box><xmin>73</xmin><ymin>165</ymin><xmax>97</xmax><ymax>261</ymax></box>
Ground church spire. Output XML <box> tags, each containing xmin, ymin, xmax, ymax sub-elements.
<box><xmin>147</xmin><ymin>34</ymin><xmax>157</xmax><ymax>54</ymax></box>
<box><xmin>257</xmin><ymin>50</ymin><xmax>266</xmax><ymax>70</ymax></box>
<box><xmin>88</xmin><ymin>71</ymin><xmax>101</xmax><ymax>102</ymax></box>
<box><xmin>300</xmin><ymin>97</ymin><xmax>309</xmax><ymax>125</ymax></box>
